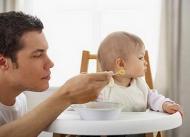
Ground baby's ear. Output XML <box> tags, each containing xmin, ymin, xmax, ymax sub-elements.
<box><xmin>0</xmin><ymin>55</ymin><xmax>9</xmax><ymax>70</ymax></box>
<box><xmin>115</xmin><ymin>58</ymin><xmax>125</xmax><ymax>67</ymax></box>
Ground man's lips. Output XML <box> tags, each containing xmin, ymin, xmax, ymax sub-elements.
<box><xmin>41</xmin><ymin>74</ymin><xmax>51</xmax><ymax>80</ymax></box>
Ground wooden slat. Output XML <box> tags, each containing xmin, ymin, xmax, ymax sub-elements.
<box><xmin>146</xmin><ymin>133</ymin><xmax>154</xmax><ymax>137</ymax></box>
<box><xmin>80</xmin><ymin>50</ymin><xmax>90</xmax><ymax>73</ymax></box>
<box><xmin>80</xmin><ymin>50</ymin><xmax>97</xmax><ymax>73</ymax></box>
<box><xmin>144</xmin><ymin>50</ymin><xmax>153</xmax><ymax>89</ymax></box>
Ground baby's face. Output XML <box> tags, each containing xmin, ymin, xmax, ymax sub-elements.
<box><xmin>123</xmin><ymin>47</ymin><xmax>147</xmax><ymax>78</ymax></box>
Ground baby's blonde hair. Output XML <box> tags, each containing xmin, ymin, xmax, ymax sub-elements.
<box><xmin>97</xmin><ymin>31</ymin><xmax>144</xmax><ymax>71</ymax></box>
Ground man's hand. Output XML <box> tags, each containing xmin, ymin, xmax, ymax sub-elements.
<box><xmin>58</xmin><ymin>71</ymin><xmax>113</xmax><ymax>104</ymax></box>
<box><xmin>163</xmin><ymin>101</ymin><xmax>184</xmax><ymax>117</ymax></box>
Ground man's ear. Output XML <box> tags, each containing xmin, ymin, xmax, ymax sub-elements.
<box><xmin>0</xmin><ymin>55</ymin><xmax>9</xmax><ymax>70</ymax></box>
<box><xmin>115</xmin><ymin>58</ymin><xmax>125</xmax><ymax>68</ymax></box>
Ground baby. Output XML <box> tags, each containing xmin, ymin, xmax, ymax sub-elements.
<box><xmin>97</xmin><ymin>31</ymin><xmax>183</xmax><ymax>115</ymax></box>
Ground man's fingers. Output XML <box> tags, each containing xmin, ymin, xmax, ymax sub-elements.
<box><xmin>86</xmin><ymin>71</ymin><xmax>113</xmax><ymax>81</ymax></box>
<box><xmin>92</xmin><ymin>81</ymin><xmax>110</xmax><ymax>90</ymax></box>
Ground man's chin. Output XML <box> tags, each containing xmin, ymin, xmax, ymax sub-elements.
<box><xmin>28</xmin><ymin>85</ymin><xmax>49</xmax><ymax>92</ymax></box>
<box><xmin>38</xmin><ymin>86</ymin><xmax>49</xmax><ymax>92</ymax></box>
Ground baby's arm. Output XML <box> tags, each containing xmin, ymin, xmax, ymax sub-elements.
<box><xmin>148</xmin><ymin>90</ymin><xmax>183</xmax><ymax>116</ymax></box>
<box><xmin>148</xmin><ymin>89</ymin><xmax>173</xmax><ymax>112</ymax></box>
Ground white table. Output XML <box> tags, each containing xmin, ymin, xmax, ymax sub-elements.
<box><xmin>46</xmin><ymin>110</ymin><xmax>182</xmax><ymax>135</ymax></box>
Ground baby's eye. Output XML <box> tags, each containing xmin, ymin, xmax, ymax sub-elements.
<box><xmin>138</xmin><ymin>57</ymin><xmax>144</xmax><ymax>60</ymax></box>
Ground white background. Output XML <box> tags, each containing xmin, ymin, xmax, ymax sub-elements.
<box><xmin>23</xmin><ymin>0</ymin><xmax>161</xmax><ymax>87</ymax></box>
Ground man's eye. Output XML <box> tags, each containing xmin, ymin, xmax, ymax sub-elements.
<box><xmin>33</xmin><ymin>54</ymin><xmax>42</xmax><ymax>58</ymax></box>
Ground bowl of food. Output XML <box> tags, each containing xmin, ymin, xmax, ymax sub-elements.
<box><xmin>72</xmin><ymin>102</ymin><xmax>123</xmax><ymax>120</ymax></box>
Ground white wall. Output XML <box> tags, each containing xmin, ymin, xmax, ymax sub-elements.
<box><xmin>22</xmin><ymin>0</ymin><xmax>161</xmax><ymax>87</ymax></box>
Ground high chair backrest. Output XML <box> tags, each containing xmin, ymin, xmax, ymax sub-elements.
<box><xmin>80</xmin><ymin>50</ymin><xmax>153</xmax><ymax>89</ymax></box>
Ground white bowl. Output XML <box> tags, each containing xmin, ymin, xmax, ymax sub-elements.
<box><xmin>72</xmin><ymin>102</ymin><xmax>123</xmax><ymax>120</ymax></box>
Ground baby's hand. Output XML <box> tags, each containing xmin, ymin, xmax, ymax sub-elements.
<box><xmin>162</xmin><ymin>102</ymin><xmax>184</xmax><ymax>117</ymax></box>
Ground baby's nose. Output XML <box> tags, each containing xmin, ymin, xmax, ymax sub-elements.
<box><xmin>144</xmin><ymin>60</ymin><xmax>148</xmax><ymax>66</ymax></box>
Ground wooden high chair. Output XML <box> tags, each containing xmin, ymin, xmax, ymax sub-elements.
<box><xmin>80</xmin><ymin>50</ymin><xmax>162</xmax><ymax>137</ymax></box>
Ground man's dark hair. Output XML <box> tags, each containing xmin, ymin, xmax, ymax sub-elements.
<box><xmin>0</xmin><ymin>11</ymin><xmax>43</xmax><ymax>63</ymax></box>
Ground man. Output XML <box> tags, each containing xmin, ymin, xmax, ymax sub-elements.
<box><xmin>0</xmin><ymin>11</ymin><xmax>112</xmax><ymax>137</ymax></box>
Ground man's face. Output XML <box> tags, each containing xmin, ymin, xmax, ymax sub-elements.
<box><xmin>7</xmin><ymin>31</ymin><xmax>54</xmax><ymax>92</ymax></box>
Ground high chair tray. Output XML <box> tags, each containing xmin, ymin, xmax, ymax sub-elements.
<box><xmin>45</xmin><ymin>110</ymin><xmax>182</xmax><ymax>135</ymax></box>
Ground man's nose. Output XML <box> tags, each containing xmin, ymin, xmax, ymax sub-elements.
<box><xmin>45</xmin><ymin>56</ymin><xmax>54</xmax><ymax>69</ymax></box>
<box><xmin>48</xmin><ymin>58</ymin><xmax>54</xmax><ymax>68</ymax></box>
